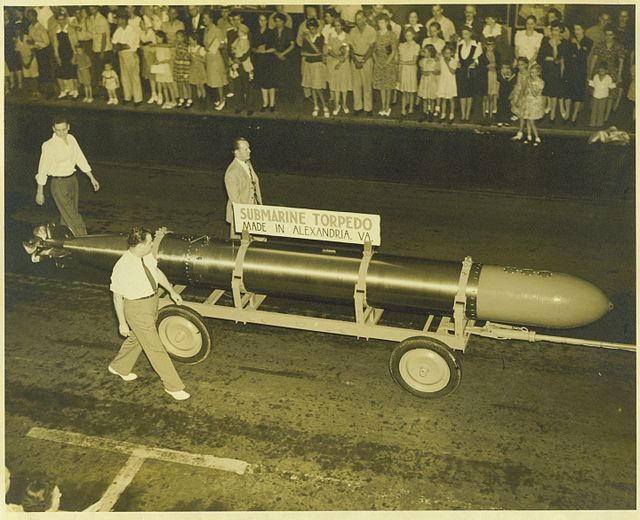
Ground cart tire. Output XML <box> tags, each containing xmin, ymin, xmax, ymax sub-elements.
<box><xmin>156</xmin><ymin>305</ymin><xmax>212</xmax><ymax>364</ymax></box>
<box><xmin>389</xmin><ymin>337</ymin><xmax>461</xmax><ymax>398</ymax></box>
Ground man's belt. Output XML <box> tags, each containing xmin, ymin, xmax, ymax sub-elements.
<box><xmin>128</xmin><ymin>292</ymin><xmax>156</xmax><ymax>301</ymax></box>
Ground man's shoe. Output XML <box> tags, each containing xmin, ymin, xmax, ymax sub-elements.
<box><xmin>365</xmin><ymin>111</ymin><xmax>373</xmax><ymax>117</ymax></box>
<box><xmin>108</xmin><ymin>365</ymin><xmax>138</xmax><ymax>381</ymax></box>
<box><xmin>165</xmin><ymin>388</ymin><xmax>191</xmax><ymax>401</ymax></box>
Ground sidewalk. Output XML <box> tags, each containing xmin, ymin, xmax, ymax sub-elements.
<box><xmin>5</xmin><ymin>86</ymin><xmax>635</xmax><ymax>138</ymax></box>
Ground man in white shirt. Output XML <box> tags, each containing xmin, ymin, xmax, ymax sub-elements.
<box><xmin>425</xmin><ymin>4</ymin><xmax>456</xmax><ymax>43</ymax></box>
<box><xmin>35</xmin><ymin>117</ymin><xmax>100</xmax><ymax>237</ymax></box>
<box><xmin>109</xmin><ymin>226</ymin><xmax>190</xmax><ymax>401</ymax></box>
<box><xmin>225</xmin><ymin>138</ymin><xmax>263</xmax><ymax>239</ymax></box>
<box><xmin>112</xmin><ymin>14</ymin><xmax>143</xmax><ymax>104</ymax></box>
<box><xmin>514</xmin><ymin>15</ymin><xmax>543</xmax><ymax>64</ymax></box>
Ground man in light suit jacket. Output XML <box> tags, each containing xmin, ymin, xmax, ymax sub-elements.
<box><xmin>225</xmin><ymin>137</ymin><xmax>263</xmax><ymax>239</ymax></box>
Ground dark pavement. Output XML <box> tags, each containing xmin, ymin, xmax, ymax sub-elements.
<box><xmin>4</xmin><ymin>142</ymin><xmax>636</xmax><ymax>512</ymax></box>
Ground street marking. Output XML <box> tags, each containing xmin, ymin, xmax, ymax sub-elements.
<box><xmin>97</xmin><ymin>454</ymin><xmax>146</xmax><ymax>512</ymax></box>
<box><xmin>27</xmin><ymin>427</ymin><xmax>253</xmax><ymax>512</ymax></box>
<box><xmin>27</xmin><ymin>427</ymin><xmax>252</xmax><ymax>475</ymax></box>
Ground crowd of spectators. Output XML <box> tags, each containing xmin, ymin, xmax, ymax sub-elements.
<box><xmin>4</xmin><ymin>4</ymin><xmax>635</xmax><ymax>131</ymax></box>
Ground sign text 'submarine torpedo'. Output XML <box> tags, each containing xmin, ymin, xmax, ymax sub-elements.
<box><xmin>24</xmin><ymin>223</ymin><xmax>634</xmax><ymax>398</ymax></box>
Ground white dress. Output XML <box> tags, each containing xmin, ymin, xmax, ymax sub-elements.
<box><xmin>436</xmin><ymin>56</ymin><xmax>458</xmax><ymax>99</ymax></box>
<box><xmin>398</xmin><ymin>41</ymin><xmax>419</xmax><ymax>93</ymax></box>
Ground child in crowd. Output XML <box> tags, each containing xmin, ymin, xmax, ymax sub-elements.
<box><xmin>141</xmin><ymin>25</ymin><xmax>161</xmax><ymax>105</ymax></box>
<box><xmin>480</xmin><ymin>37</ymin><xmax>500</xmax><ymax>118</ymax></box>
<box><xmin>229</xmin><ymin>24</ymin><xmax>255</xmax><ymax>114</ymax></box>
<box><xmin>436</xmin><ymin>43</ymin><xmax>458</xmax><ymax>123</ymax></box>
<box><xmin>173</xmin><ymin>30</ymin><xmax>192</xmax><ymax>107</ymax></box>
<box><xmin>509</xmin><ymin>57</ymin><xmax>529</xmax><ymax>123</ymax></box>
<box><xmin>14</xmin><ymin>27</ymin><xmax>38</xmax><ymax>96</ymax></box>
<box><xmin>151</xmin><ymin>31</ymin><xmax>176</xmax><ymax>109</ymax></box>
<box><xmin>187</xmin><ymin>34</ymin><xmax>207</xmax><ymax>104</ymax></box>
<box><xmin>398</xmin><ymin>27</ymin><xmax>420</xmax><ymax>117</ymax></box>
<box><xmin>300</xmin><ymin>18</ymin><xmax>329</xmax><ymax>117</ymax></box>
<box><xmin>101</xmin><ymin>62</ymin><xmax>120</xmax><ymax>104</ymax></box>
<box><xmin>589</xmin><ymin>62</ymin><xmax>617</xmax><ymax>127</ymax></box>
<box><xmin>513</xmin><ymin>63</ymin><xmax>545</xmax><ymax>145</ymax></box>
<box><xmin>417</xmin><ymin>44</ymin><xmax>440</xmax><ymax>121</ymax></box>
<box><xmin>74</xmin><ymin>46</ymin><xmax>93</xmax><ymax>102</ymax></box>
<box><xmin>496</xmin><ymin>62</ymin><xmax>516</xmax><ymax>126</ymax></box>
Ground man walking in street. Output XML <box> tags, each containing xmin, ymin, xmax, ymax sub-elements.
<box><xmin>224</xmin><ymin>137</ymin><xmax>263</xmax><ymax>239</ymax></box>
<box><xmin>109</xmin><ymin>226</ymin><xmax>190</xmax><ymax>401</ymax></box>
<box><xmin>35</xmin><ymin>117</ymin><xmax>100</xmax><ymax>237</ymax></box>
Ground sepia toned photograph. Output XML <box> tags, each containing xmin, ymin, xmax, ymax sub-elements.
<box><xmin>3</xmin><ymin>1</ymin><xmax>636</xmax><ymax>516</ymax></box>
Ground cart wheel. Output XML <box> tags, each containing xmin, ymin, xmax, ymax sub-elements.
<box><xmin>157</xmin><ymin>305</ymin><xmax>212</xmax><ymax>364</ymax></box>
<box><xmin>389</xmin><ymin>337</ymin><xmax>461</xmax><ymax>398</ymax></box>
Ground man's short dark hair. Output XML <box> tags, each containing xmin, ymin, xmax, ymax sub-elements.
<box><xmin>233</xmin><ymin>137</ymin><xmax>249</xmax><ymax>151</ymax></box>
<box><xmin>273</xmin><ymin>12</ymin><xmax>287</xmax><ymax>23</ymax></box>
<box><xmin>52</xmin><ymin>116</ymin><xmax>68</xmax><ymax>127</ymax></box>
<box><xmin>21</xmin><ymin>478</ymin><xmax>56</xmax><ymax>512</ymax></box>
<box><xmin>127</xmin><ymin>226</ymin><xmax>152</xmax><ymax>247</ymax></box>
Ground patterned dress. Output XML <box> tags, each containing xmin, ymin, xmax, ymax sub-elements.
<box><xmin>373</xmin><ymin>30</ymin><xmax>398</xmax><ymax>90</ymax></box>
<box><xmin>326</xmin><ymin>31</ymin><xmax>351</xmax><ymax>92</ymax></box>
<box><xmin>519</xmin><ymin>76</ymin><xmax>546</xmax><ymax>120</ymax></box>
<box><xmin>418</xmin><ymin>56</ymin><xmax>440</xmax><ymax>99</ymax></box>
<box><xmin>173</xmin><ymin>42</ymin><xmax>191</xmax><ymax>81</ymax></box>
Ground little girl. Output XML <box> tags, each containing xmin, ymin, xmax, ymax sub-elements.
<box><xmin>300</xmin><ymin>19</ymin><xmax>329</xmax><ymax>117</ymax></box>
<box><xmin>509</xmin><ymin>57</ymin><xmax>529</xmax><ymax>123</ymax></box>
<box><xmin>589</xmin><ymin>62</ymin><xmax>617</xmax><ymax>127</ymax></box>
<box><xmin>101</xmin><ymin>62</ymin><xmax>119</xmax><ymax>104</ymax></box>
<box><xmin>187</xmin><ymin>34</ymin><xmax>206</xmax><ymax>105</ymax></box>
<box><xmin>173</xmin><ymin>30</ymin><xmax>191</xmax><ymax>107</ymax></box>
<box><xmin>436</xmin><ymin>44</ymin><xmax>458</xmax><ymax>123</ymax></box>
<box><xmin>398</xmin><ymin>28</ymin><xmax>420</xmax><ymax>117</ymax></box>
<box><xmin>513</xmin><ymin>63</ymin><xmax>545</xmax><ymax>145</ymax></box>
<box><xmin>230</xmin><ymin>24</ymin><xmax>255</xmax><ymax>114</ymax></box>
<box><xmin>418</xmin><ymin>44</ymin><xmax>440</xmax><ymax>121</ymax></box>
<box><xmin>74</xmin><ymin>46</ymin><xmax>93</xmax><ymax>102</ymax></box>
<box><xmin>151</xmin><ymin>31</ymin><xmax>176</xmax><ymax>109</ymax></box>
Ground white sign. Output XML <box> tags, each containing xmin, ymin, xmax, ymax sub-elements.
<box><xmin>233</xmin><ymin>204</ymin><xmax>381</xmax><ymax>246</ymax></box>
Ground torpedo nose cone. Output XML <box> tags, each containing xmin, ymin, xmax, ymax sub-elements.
<box><xmin>476</xmin><ymin>265</ymin><xmax>613</xmax><ymax>329</ymax></box>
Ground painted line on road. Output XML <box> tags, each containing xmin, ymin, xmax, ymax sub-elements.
<box><xmin>27</xmin><ymin>426</ymin><xmax>252</xmax><ymax>475</ymax></box>
<box><xmin>96</xmin><ymin>454</ymin><xmax>146</xmax><ymax>512</ymax></box>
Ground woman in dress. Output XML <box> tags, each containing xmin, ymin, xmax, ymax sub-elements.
<box><xmin>537</xmin><ymin>21</ymin><xmax>567</xmax><ymax>123</ymax></box>
<box><xmin>271</xmin><ymin>12</ymin><xmax>295</xmax><ymax>111</ymax></box>
<box><xmin>560</xmin><ymin>23</ymin><xmax>593</xmax><ymax>125</ymax></box>
<box><xmin>251</xmin><ymin>13</ymin><xmax>276</xmax><ymax>111</ymax></box>
<box><xmin>52</xmin><ymin>10</ymin><xmax>79</xmax><ymax>98</ymax></box>
<box><xmin>372</xmin><ymin>13</ymin><xmax>398</xmax><ymax>117</ymax></box>
<box><xmin>325</xmin><ymin>17</ymin><xmax>352</xmax><ymax>115</ymax></box>
<box><xmin>456</xmin><ymin>26</ymin><xmax>482</xmax><ymax>121</ymax></box>
<box><xmin>203</xmin><ymin>10</ymin><xmax>228</xmax><ymax>111</ymax></box>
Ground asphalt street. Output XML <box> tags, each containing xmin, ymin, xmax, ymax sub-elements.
<box><xmin>3</xmin><ymin>152</ymin><xmax>636</xmax><ymax>512</ymax></box>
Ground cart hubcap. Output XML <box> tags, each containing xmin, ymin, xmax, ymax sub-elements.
<box><xmin>159</xmin><ymin>316</ymin><xmax>203</xmax><ymax>358</ymax></box>
<box><xmin>399</xmin><ymin>348</ymin><xmax>451</xmax><ymax>393</ymax></box>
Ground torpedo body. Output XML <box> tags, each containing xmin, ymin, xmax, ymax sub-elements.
<box><xmin>24</xmin><ymin>224</ymin><xmax>613</xmax><ymax>329</ymax></box>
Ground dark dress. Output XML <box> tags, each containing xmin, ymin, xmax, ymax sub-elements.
<box><xmin>4</xmin><ymin>21</ymin><xmax>21</xmax><ymax>72</ymax></box>
<box><xmin>56</xmin><ymin>31</ymin><xmax>77</xmax><ymax>79</ymax></box>
<box><xmin>271</xmin><ymin>26</ymin><xmax>294</xmax><ymax>90</ymax></box>
<box><xmin>252</xmin><ymin>27</ymin><xmax>276</xmax><ymax>89</ymax></box>
<box><xmin>562</xmin><ymin>36</ymin><xmax>593</xmax><ymax>101</ymax></box>
<box><xmin>476</xmin><ymin>49</ymin><xmax>501</xmax><ymax>96</ymax></box>
<box><xmin>456</xmin><ymin>41</ymin><xmax>480</xmax><ymax>97</ymax></box>
<box><xmin>537</xmin><ymin>38</ymin><xmax>567</xmax><ymax>97</ymax></box>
